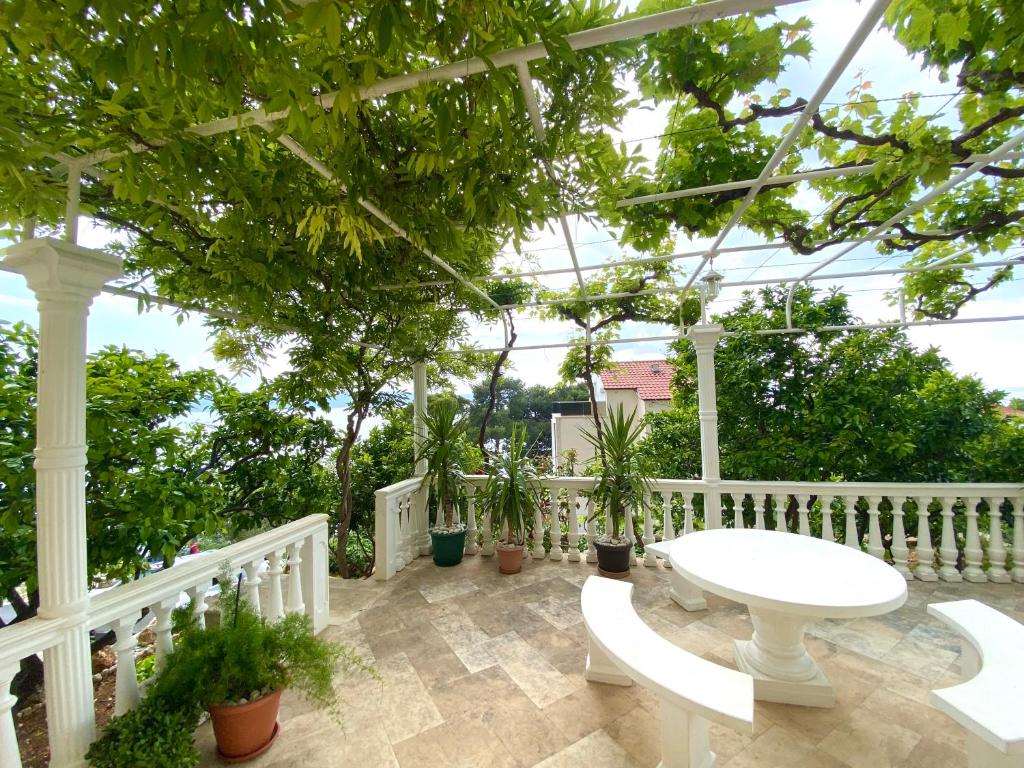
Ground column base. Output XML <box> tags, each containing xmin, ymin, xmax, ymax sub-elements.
<box><xmin>734</xmin><ymin>639</ymin><xmax>835</xmax><ymax>708</ymax></box>
<box><xmin>584</xmin><ymin>653</ymin><xmax>633</xmax><ymax>687</ymax></box>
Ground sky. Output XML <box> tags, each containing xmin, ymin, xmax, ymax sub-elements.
<box><xmin>2</xmin><ymin>0</ymin><xmax>1022</xmax><ymax>437</ymax></box>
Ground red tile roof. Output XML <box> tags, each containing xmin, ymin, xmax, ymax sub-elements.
<box><xmin>599</xmin><ymin>359</ymin><xmax>673</xmax><ymax>401</ymax></box>
<box><xmin>997</xmin><ymin>405</ymin><xmax>1024</xmax><ymax>419</ymax></box>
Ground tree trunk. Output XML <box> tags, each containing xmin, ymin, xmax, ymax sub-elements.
<box><xmin>582</xmin><ymin>331</ymin><xmax>604</xmax><ymax>457</ymax></box>
<box><xmin>478</xmin><ymin>312</ymin><xmax>517</xmax><ymax>463</ymax></box>
<box><xmin>334</xmin><ymin>408</ymin><xmax>365</xmax><ymax>579</ymax></box>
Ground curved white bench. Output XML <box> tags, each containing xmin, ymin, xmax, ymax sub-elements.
<box><xmin>927</xmin><ymin>600</ymin><xmax>1024</xmax><ymax>768</ymax></box>
<box><xmin>581</xmin><ymin>576</ymin><xmax>754</xmax><ymax>768</ymax></box>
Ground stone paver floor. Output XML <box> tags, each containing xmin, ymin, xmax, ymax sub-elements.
<box><xmin>197</xmin><ymin>552</ymin><xmax>1024</xmax><ymax>767</ymax></box>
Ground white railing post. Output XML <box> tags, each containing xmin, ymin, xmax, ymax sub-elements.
<box><xmin>685</xmin><ymin>324</ymin><xmax>724</xmax><ymax>529</ymax></box>
<box><xmin>111</xmin><ymin>616</ymin><xmax>141</xmax><ymax>716</ymax></box>
<box><xmin>820</xmin><ymin>496</ymin><xmax>835</xmax><ymax>542</ymax></box>
<box><xmin>532</xmin><ymin>499</ymin><xmax>544</xmax><ymax>560</ymax></box>
<box><xmin>481</xmin><ymin>497</ymin><xmax>495</xmax><ymax>557</ymax></box>
<box><xmin>549</xmin><ymin>487</ymin><xmax>564</xmax><ymax>561</ymax></box>
<box><xmin>890</xmin><ymin>496</ymin><xmax>912</xmax><ymax>580</ymax></box>
<box><xmin>567</xmin><ymin>494</ymin><xmax>582</xmax><ymax>562</ymax></box>
<box><xmin>586</xmin><ymin>497</ymin><xmax>598</xmax><ymax>563</ymax></box>
<box><xmin>300</xmin><ymin>526</ymin><xmax>329</xmax><ymax>634</ymax></box>
<box><xmin>661</xmin><ymin>491</ymin><xmax>675</xmax><ymax>569</ymax></box>
<box><xmin>755</xmin><ymin>494</ymin><xmax>767</xmax><ymax>531</ymax></box>
<box><xmin>866</xmin><ymin>495</ymin><xmax>885</xmax><ymax>560</ymax></box>
<box><xmin>187</xmin><ymin>581</ymin><xmax>210</xmax><ymax>629</ymax></box>
<box><xmin>5</xmin><ymin>239</ymin><xmax>123</xmax><ymax>767</ymax></box>
<box><xmin>938</xmin><ymin>496</ymin><xmax>963</xmax><ymax>582</ymax></box>
<box><xmin>984</xmin><ymin>497</ymin><xmax>1010</xmax><ymax>583</ymax></box>
<box><xmin>286</xmin><ymin>541</ymin><xmax>305</xmax><ymax>614</ymax></box>
<box><xmin>374</xmin><ymin>485</ymin><xmax>396</xmax><ymax>581</ymax></box>
<box><xmin>243</xmin><ymin>560</ymin><xmax>263</xmax><ymax>616</ymax></box>
<box><xmin>1</xmin><ymin>663</ymin><xmax>21</xmax><ymax>768</ymax></box>
<box><xmin>465</xmin><ymin>490</ymin><xmax>479</xmax><ymax>555</ymax></box>
<box><xmin>643</xmin><ymin>492</ymin><xmax>657</xmax><ymax>566</ymax></box>
<box><xmin>913</xmin><ymin>496</ymin><xmax>938</xmax><ymax>581</ymax></box>
<box><xmin>961</xmin><ymin>497</ymin><xmax>986</xmax><ymax>582</ymax></box>
<box><xmin>152</xmin><ymin>596</ymin><xmax>177</xmax><ymax>672</ymax></box>
<box><xmin>267</xmin><ymin>550</ymin><xmax>285</xmax><ymax>621</ymax></box>
<box><xmin>843</xmin><ymin>495</ymin><xmax>860</xmax><ymax>549</ymax></box>
<box><xmin>1013</xmin><ymin>497</ymin><xmax>1024</xmax><ymax>584</ymax></box>
<box><xmin>796</xmin><ymin>494</ymin><xmax>811</xmax><ymax>536</ymax></box>
<box><xmin>682</xmin><ymin>493</ymin><xmax>695</xmax><ymax>535</ymax></box>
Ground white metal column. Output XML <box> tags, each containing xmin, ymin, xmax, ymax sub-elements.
<box><xmin>685</xmin><ymin>323</ymin><xmax>725</xmax><ymax>529</ymax></box>
<box><xmin>412</xmin><ymin>361</ymin><xmax>431</xmax><ymax>554</ymax></box>
<box><xmin>3</xmin><ymin>238</ymin><xmax>122</xmax><ymax>768</ymax></box>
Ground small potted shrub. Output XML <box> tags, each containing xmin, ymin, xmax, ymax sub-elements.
<box><xmin>481</xmin><ymin>424</ymin><xmax>541</xmax><ymax>574</ymax></box>
<box><xmin>582</xmin><ymin>404</ymin><xmax>651</xmax><ymax>579</ymax></box>
<box><xmin>88</xmin><ymin>573</ymin><xmax>373</xmax><ymax>766</ymax></box>
<box><xmin>419</xmin><ymin>398</ymin><xmax>471</xmax><ymax>566</ymax></box>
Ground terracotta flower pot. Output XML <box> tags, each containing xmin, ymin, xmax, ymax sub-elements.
<box><xmin>594</xmin><ymin>539</ymin><xmax>632</xmax><ymax>579</ymax></box>
<box><xmin>208</xmin><ymin>689</ymin><xmax>283</xmax><ymax>763</ymax></box>
<box><xmin>495</xmin><ymin>542</ymin><xmax>525</xmax><ymax>574</ymax></box>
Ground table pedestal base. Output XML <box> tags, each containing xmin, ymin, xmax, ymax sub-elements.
<box><xmin>733</xmin><ymin>609</ymin><xmax>836</xmax><ymax>708</ymax></box>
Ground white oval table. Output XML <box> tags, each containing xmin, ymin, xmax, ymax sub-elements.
<box><xmin>668</xmin><ymin>528</ymin><xmax>909</xmax><ymax>708</ymax></box>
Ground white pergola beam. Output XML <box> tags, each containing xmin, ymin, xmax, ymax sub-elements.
<box><xmin>786</xmin><ymin>128</ymin><xmax>1024</xmax><ymax>326</ymax></box>
<box><xmin>66</xmin><ymin>0</ymin><xmax>810</xmax><ymax>171</ymax></box>
<box><xmin>617</xmin><ymin>152</ymin><xmax>1024</xmax><ymax>208</ymax></box>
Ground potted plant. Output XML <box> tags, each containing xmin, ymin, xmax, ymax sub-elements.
<box><xmin>418</xmin><ymin>397</ymin><xmax>471</xmax><ymax>566</ymax></box>
<box><xmin>582</xmin><ymin>404</ymin><xmax>651</xmax><ymax>579</ymax></box>
<box><xmin>481</xmin><ymin>423</ymin><xmax>541</xmax><ymax>574</ymax></box>
<box><xmin>87</xmin><ymin>573</ymin><xmax>373</xmax><ymax>766</ymax></box>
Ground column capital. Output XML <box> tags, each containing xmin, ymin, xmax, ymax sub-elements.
<box><xmin>3</xmin><ymin>238</ymin><xmax>122</xmax><ymax>301</ymax></box>
<box><xmin>684</xmin><ymin>322</ymin><xmax>725</xmax><ymax>349</ymax></box>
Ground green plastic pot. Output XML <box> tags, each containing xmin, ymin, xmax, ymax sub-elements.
<box><xmin>430</xmin><ymin>529</ymin><xmax>467</xmax><ymax>567</ymax></box>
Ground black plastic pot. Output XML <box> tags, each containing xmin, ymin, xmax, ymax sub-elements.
<box><xmin>430</xmin><ymin>528</ymin><xmax>467</xmax><ymax>567</ymax></box>
<box><xmin>594</xmin><ymin>539</ymin><xmax>632</xmax><ymax>579</ymax></box>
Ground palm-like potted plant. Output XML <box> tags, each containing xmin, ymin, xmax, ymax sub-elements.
<box><xmin>418</xmin><ymin>397</ymin><xmax>471</xmax><ymax>566</ymax></box>
<box><xmin>481</xmin><ymin>423</ymin><xmax>541</xmax><ymax>574</ymax></box>
<box><xmin>582</xmin><ymin>403</ymin><xmax>651</xmax><ymax>579</ymax></box>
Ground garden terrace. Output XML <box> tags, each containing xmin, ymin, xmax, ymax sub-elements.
<box><xmin>2</xmin><ymin>0</ymin><xmax>1023</xmax><ymax>766</ymax></box>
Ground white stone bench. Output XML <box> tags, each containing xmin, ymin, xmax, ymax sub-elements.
<box><xmin>581</xmin><ymin>575</ymin><xmax>754</xmax><ymax>768</ymax></box>
<box><xmin>927</xmin><ymin>600</ymin><xmax>1024</xmax><ymax>768</ymax></box>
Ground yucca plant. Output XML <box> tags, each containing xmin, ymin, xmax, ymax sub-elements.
<box><xmin>417</xmin><ymin>397</ymin><xmax>470</xmax><ymax>531</ymax></box>
<box><xmin>582</xmin><ymin>403</ymin><xmax>651</xmax><ymax>543</ymax></box>
<box><xmin>482</xmin><ymin>424</ymin><xmax>541</xmax><ymax>547</ymax></box>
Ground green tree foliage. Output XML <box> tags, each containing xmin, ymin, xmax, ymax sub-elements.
<box><xmin>607</xmin><ymin>0</ymin><xmax>1023</xmax><ymax>318</ymax></box>
<box><xmin>641</xmin><ymin>287</ymin><xmax>1018</xmax><ymax>483</ymax></box>
<box><xmin>0</xmin><ymin>323</ymin><xmax>338</xmax><ymax>629</ymax></box>
<box><xmin>466</xmin><ymin>376</ymin><xmax>588</xmax><ymax>456</ymax></box>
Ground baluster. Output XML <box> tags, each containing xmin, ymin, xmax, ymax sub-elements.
<box><xmin>1012</xmin><ymin>497</ymin><xmax>1024</xmax><ymax>584</ymax></box>
<box><xmin>937</xmin><ymin>496</ymin><xmax>963</xmax><ymax>582</ymax></box>
<box><xmin>152</xmin><ymin>596</ymin><xmax>177</xmax><ymax>672</ymax></box>
<box><xmin>682</xmin><ymin>493</ymin><xmax>695</xmax><ymax>535</ymax></box>
<box><xmin>625</xmin><ymin>506</ymin><xmax>637</xmax><ymax>566</ymax></box>
<box><xmin>549</xmin><ymin>488</ymin><xmax>564</xmax><ymax>561</ymax></box>
<box><xmin>643</xmin><ymin>492</ymin><xmax>657</xmax><ymax>566</ymax></box>
<box><xmin>865</xmin><ymin>496</ymin><xmax>885</xmax><ymax>560</ymax></box>
<box><xmin>731</xmin><ymin>493</ymin><xmax>743</xmax><ymax>530</ymax></box>
<box><xmin>567</xmin><ymin>494</ymin><xmax>581</xmax><ymax>563</ymax></box>
<box><xmin>755</xmin><ymin>494</ymin><xmax>767</xmax><ymax>530</ymax></box>
<box><xmin>186</xmin><ymin>581</ymin><xmax>209</xmax><ymax>630</ymax></box>
<box><xmin>914</xmin><ymin>496</ymin><xmax>938</xmax><ymax>581</ymax></box>
<box><xmin>481</xmin><ymin>506</ymin><xmax>494</xmax><ymax>556</ymax></box>
<box><xmin>1</xmin><ymin>663</ymin><xmax>21</xmax><ymax>768</ymax></box>
<box><xmin>266</xmin><ymin>551</ymin><xmax>285</xmax><ymax>621</ymax></box>
<box><xmin>531</xmin><ymin>495</ymin><xmax>544</xmax><ymax>560</ymax></box>
<box><xmin>843</xmin><ymin>495</ymin><xmax>860</xmax><ymax>549</ymax></box>
<box><xmin>586</xmin><ymin>496</ymin><xmax>598</xmax><ymax>563</ymax></box>
<box><xmin>244</xmin><ymin>560</ymin><xmax>263</xmax><ymax>615</ymax></box>
<box><xmin>985</xmin><ymin>496</ymin><xmax>1010</xmax><ymax>583</ymax></box>
<box><xmin>399</xmin><ymin>493</ymin><xmax>412</xmax><ymax>567</ymax></box>
<box><xmin>820</xmin><ymin>495</ymin><xmax>835</xmax><ymax>542</ymax></box>
<box><xmin>112</xmin><ymin>616</ymin><xmax>141</xmax><ymax>715</ymax></box>
<box><xmin>889</xmin><ymin>496</ymin><xmax>912</xmax><ymax>580</ymax></box>
<box><xmin>962</xmin><ymin>497</ymin><xmax>985</xmax><ymax>582</ymax></box>
<box><xmin>661</xmin><ymin>491</ymin><xmax>675</xmax><ymax>569</ymax></box>
<box><xmin>286</xmin><ymin>541</ymin><xmax>306</xmax><ymax>614</ymax></box>
<box><xmin>796</xmin><ymin>494</ymin><xmax>811</xmax><ymax>537</ymax></box>
<box><xmin>465</xmin><ymin>490</ymin><xmax>479</xmax><ymax>555</ymax></box>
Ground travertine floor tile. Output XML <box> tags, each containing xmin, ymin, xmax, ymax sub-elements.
<box><xmin>533</xmin><ymin>729</ymin><xmax>644</xmax><ymax>768</ymax></box>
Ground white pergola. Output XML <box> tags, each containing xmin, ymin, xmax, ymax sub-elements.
<box><xmin>2</xmin><ymin>1</ymin><xmax>1023</xmax><ymax>766</ymax></box>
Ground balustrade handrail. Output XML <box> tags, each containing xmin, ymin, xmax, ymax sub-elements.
<box><xmin>87</xmin><ymin>514</ymin><xmax>329</xmax><ymax>630</ymax></box>
<box><xmin>0</xmin><ymin>615</ymin><xmax>69</xmax><ymax>671</ymax></box>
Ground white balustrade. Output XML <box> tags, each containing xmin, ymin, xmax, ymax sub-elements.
<box><xmin>549</xmin><ymin>488</ymin><xmax>564</xmax><ymax>561</ymax></box>
<box><xmin>643</xmin><ymin>492</ymin><xmax>657</xmax><ymax>566</ymax></box>
<box><xmin>567</xmin><ymin>495</ymin><xmax>582</xmax><ymax>563</ymax></box>
<box><xmin>913</xmin><ymin>496</ymin><xmax>938</xmax><ymax>582</ymax></box>
<box><xmin>374</xmin><ymin>477</ymin><xmax>423</xmax><ymax>581</ymax></box>
<box><xmin>820</xmin><ymin>496</ymin><xmax>835</xmax><ymax>543</ymax></box>
<box><xmin>111</xmin><ymin>617</ymin><xmax>140</xmax><ymax>716</ymax></box>
<box><xmin>465</xmin><ymin>491</ymin><xmax>479</xmax><ymax>555</ymax></box>
<box><xmin>661</xmin><ymin>491</ymin><xmax>675</xmax><ymax>569</ymax></box>
<box><xmin>1013</xmin><ymin>498</ymin><xmax>1024</xmax><ymax>584</ymax></box>
<box><xmin>481</xmin><ymin>506</ymin><xmax>494</xmax><ymax>556</ymax></box>
<box><xmin>532</xmin><ymin>497</ymin><xmax>544</xmax><ymax>560</ymax></box>
<box><xmin>755</xmin><ymin>494</ymin><xmax>767</xmax><ymax>531</ymax></box>
<box><xmin>243</xmin><ymin>560</ymin><xmax>263</xmax><ymax>616</ymax></box>
<box><xmin>796</xmin><ymin>494</ymin><xmax>811</xmax><ymax>537</ymax></box>
<box><xmin>866</xmin><ymin>495</ymin><xmax>885</xmax><ymax>560</ymax></box>
<box><xmin>938</xmin><ymin>497</ymin><xmax>963</xmax><ymax>582</ymax></box>
<box><xmin>890</xmin><ymin>496</ymin><xmax>912</xmax><ymax>580</ymax></box>
<box><xmin>984</xmin><ymin>497</ymin><xmax>1010</xmax><ymax>583</ymax></box>
<box><xmin>961</xmin><ymin>497</ymin><xmax>986</xmax><ymax>582</ymax></box>
<box><xmin>844</xmin><ymin>495</ymin><xmax>860</xmax><ymax>549</ymax></box>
